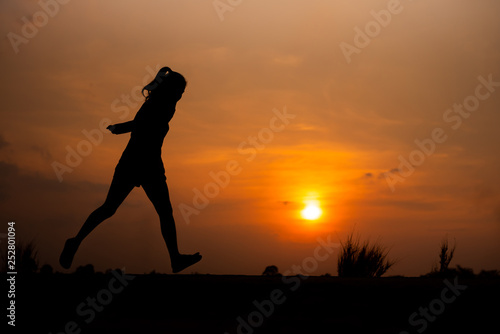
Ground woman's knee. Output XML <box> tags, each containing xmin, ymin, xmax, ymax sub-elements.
<box><xmin>98</xmin><ymin>203</ymin><xmax>118</xmax><ymax>218</ymax></box>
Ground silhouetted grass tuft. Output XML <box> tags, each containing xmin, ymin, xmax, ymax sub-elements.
<box><xmin>16</xmin><ymin>240</ymin><xmax>39</xmax><ymax>274</ymax></box>
<box><xmin>337</xmin><ymin>231</ymin><xmax>395</xmax><ymax>278</ymax></box>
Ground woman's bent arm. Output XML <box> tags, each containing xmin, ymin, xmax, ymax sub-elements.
<box><xmin>107</xmin><ymin>121</ymin><xmax>135</xmax><ymax>134</ymax></box>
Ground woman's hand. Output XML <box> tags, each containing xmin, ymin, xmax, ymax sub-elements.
<box><xmin>107</xmin><ymin>125</ymin><xmax>118</xmax><ymax>134</ymax></box>
<box><xmin>107</xmin><ymin>121</ymin><xmax>134</xmax><ymax>134</ymax></box>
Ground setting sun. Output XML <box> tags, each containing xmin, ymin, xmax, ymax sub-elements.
<box><xmin>301</xmin><ymin>201</ymin><xmax>322</xmax><ymax>220</ymax></box>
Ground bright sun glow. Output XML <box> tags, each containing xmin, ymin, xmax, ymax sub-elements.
<box><xmin>301</xmin><ymin>201</ymin><xmax>322</xmax><ymax>220</ymax></box>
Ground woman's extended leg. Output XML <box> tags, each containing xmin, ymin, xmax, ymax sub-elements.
<box><xmin>59</xmin><ymin>176</ymin><xmax>135</xmax><ymax>269</ymax></box>
<box><xmin>142</xmin><ymin>180</ymin><xmax>201</xmax><ymax>273</ymax></box>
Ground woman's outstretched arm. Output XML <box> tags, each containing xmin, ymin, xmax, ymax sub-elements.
<box><xmin>107</xmin><ymin>121</ymin><xmax>135</xmax><ymax>134</ymax></box>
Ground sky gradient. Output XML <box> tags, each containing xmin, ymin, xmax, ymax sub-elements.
<box><xmin>1</xmin><ymin>0</ymin><xmax>499</xmax><ymax>276</ymax></box>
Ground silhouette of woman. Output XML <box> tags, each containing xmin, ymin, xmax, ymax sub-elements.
<box><xmin>60</xmin><ymin>67</ymin><xmax>202</xmax><ymax>273</ymax></box>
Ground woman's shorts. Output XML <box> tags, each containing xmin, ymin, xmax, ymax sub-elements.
<box><xmin>113</xmin><ymin>162</ymin><xmax>166</xmax><ymax>188</ymax></box>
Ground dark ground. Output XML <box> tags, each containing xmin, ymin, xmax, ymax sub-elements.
<box><xmin>6</xmin><ymin>273</ymin><xmax>500</xmax><ymax>334</ymax></box>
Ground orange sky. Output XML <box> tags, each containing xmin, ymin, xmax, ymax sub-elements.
<box><xmin>1</xmin><ymin>0</ymin><xmax>499</xmax><ymax>276</ymax></box>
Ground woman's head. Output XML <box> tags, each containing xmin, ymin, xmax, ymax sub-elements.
<box><xmin>142</xmin><ymin>67</ymin><xmax>187</xmax><ymax>102</ymax></box>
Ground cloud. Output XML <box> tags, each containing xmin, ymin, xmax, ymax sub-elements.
<box><xmin>29</xmin><ymin>145</ymin><xmax>53</xmax><ymax>162</ymax></box>
<box><xmin>378</xmin><ymin>168</ymin><xmax>400</xmax><ymax>179</ymax></box>
<box><xmin>356</xmin><ymin>195</ymin><xmax>440</xmax><ymax>212</ymax></box>
<box><xmin>0</xmin><ymin>160</ymin><xmax>107</xmax><ymax>202</ymax></box>
<box><xmin>0</xmin><ymin>161</ymin><xmax>58</xmax><ymax>201</ymax></box>
<box><xmin>0</xmin><ymin>161</ymin><xmax>18</xmax><ymax>179</ymax></box>
<box><xmin>0</xmin><ymin>133</ymin><xmax>9</xmax><ymax>150</ymax></box>
<box><xmin>0</xmin><ymin>161</ymin><xmax>18</xmax><ymax>200</ymax></box>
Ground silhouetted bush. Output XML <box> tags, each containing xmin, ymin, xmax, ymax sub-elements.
<box><xmin>337</xmin><ymin>232</ymin><xmax>395</xmax><ymax>278</ymax></box>
<box><xmin>455</xmin><ymin>265</ymin><xmax>475</xmax><ymax>279</ymax></box>
<box><xmin>262</xmin><ymin>265</ymin><xmax>281</xmax><ymax>276</ymax></box>
<box><xmin>75</xmin><ymin>264</ymin><xmax>95</xmax><ymax>276</ymax></box>
<box><xmin>424</xmin><ymin>265</ymin><xmax>490</xmax><ymax>279</ymax></box>
<box><xmin>40</xmin><ymin>264</ymin><xmax>53</xmax><ymax>275</ymax></box>
<box><xmin>105</xmin><ymin>267</ymin><xmax>124</xmax><ymax>275</ymax></box>
<box><xmin>478</xmin><ymin>269</ymin><xmax>500</xmax><ymax>278</ymax></box>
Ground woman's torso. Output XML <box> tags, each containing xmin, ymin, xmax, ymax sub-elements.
<box><xmin>117</xmin><ymin>98</ymin><xmax>176</xmax><ymax>172</ymax></box>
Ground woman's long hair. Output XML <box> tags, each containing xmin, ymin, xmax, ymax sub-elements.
<box><xmin>142</xmin><ymin>67</ymin><xmax>187</xmax><ymax>102</ymax></box>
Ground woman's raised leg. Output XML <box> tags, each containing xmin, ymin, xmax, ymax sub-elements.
<box><xmin>59</xmin><ymin>176</ymin><xmax>135</xmax><ymax>269</ymax></box>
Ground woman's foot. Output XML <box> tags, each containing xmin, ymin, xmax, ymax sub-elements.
<box><xmin>59</xmin><ymin>238</ymin><xmax>79</xmax><ymax>269</ymax></box>
<box><xmin>171</xmin><ymin>252</ymin><xmax>202</xmax><ymax>273</ymax></box>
